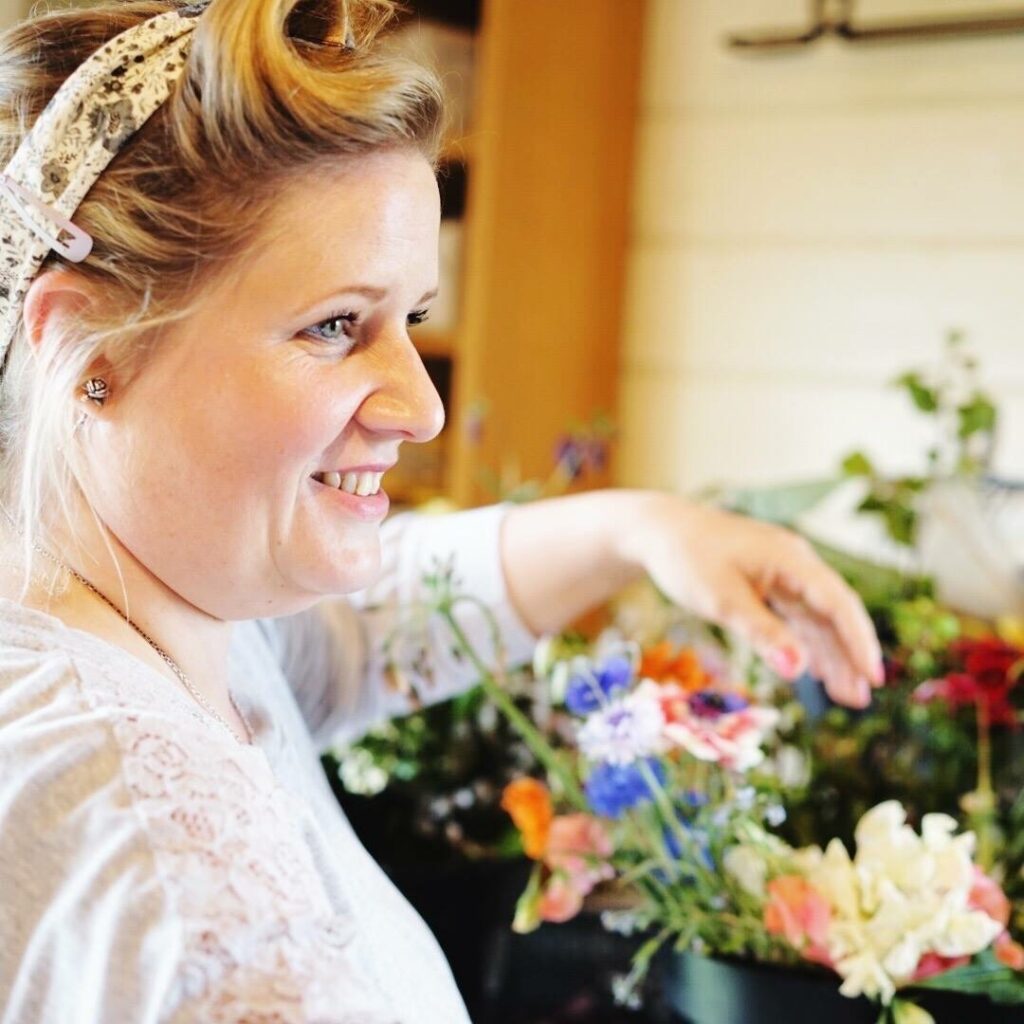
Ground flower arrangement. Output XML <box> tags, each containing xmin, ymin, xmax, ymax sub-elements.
<box><xmin>487</xmin><ymin>619</ymin><xmax>1024</xmax><ymax>1024</ymax></box>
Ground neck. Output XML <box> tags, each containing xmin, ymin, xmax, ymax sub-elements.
<box><xmin>0</xmin><ymin>508</ymin><xmax>234</xmax><ymax>710</ymax></box>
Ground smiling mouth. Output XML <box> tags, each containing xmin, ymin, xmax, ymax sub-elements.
<box><xmin>312</xmin><ymin>470</ymin><xmax>384</xmax><ymax>496</ymax></box>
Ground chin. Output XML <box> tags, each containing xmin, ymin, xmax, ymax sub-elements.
<box><xmin>300</xmin><ymin>536</ymin><xmax>383</xmax><ymax>598</ymax></box>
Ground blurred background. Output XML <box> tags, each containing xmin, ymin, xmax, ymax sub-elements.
<box><xmin>7</xmin><ymin>0</ymin><xmax>1024</xmax><ymax>506</ymax></box>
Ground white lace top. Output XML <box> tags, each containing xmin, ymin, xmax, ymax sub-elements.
<box><xmin>0</xmin><ymin>503</ymin><xmax>538</xmax><ymax>1024</ymax></box>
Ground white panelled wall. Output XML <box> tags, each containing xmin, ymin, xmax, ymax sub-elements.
<box><xmin>617</xmin><ymin>0</ymin><xmax>1024</xmax><ymax>494</ymax></box>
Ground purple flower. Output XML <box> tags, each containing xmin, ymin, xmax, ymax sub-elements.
<box><xmin>566</xmin><ymin>654</ymin><xmax>634</xmax><ymax>715</ymax></box>
<box><xmin>554</xmin><ymin>436</ymin><xmax>586</xmax><ymax>481</ymax></box>
<box><xmin>688</xmin><ymin>690</ymin><xmax>749</xmax><ymax>720</ymax></box>
<box><xmin>584</xmin><ymin>757</ymin><xmax>665</xmax><ymax>819</ymax></box>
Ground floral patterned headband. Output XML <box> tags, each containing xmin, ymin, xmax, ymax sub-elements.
<box><xmin>0</xmin><ymin>1</ymin><xmax>211</xmax><ymax>370</ymax></box>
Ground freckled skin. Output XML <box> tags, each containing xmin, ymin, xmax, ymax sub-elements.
<box><xmin>82</xmin><ymin>149</ymin><xmax>445</xmax><ymax>621</ymax></box>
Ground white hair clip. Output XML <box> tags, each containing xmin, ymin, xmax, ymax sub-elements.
<box><xmin>0</xmin><ymin>172</ymin><xmax>93</xmax><ymax>263</ymax></box>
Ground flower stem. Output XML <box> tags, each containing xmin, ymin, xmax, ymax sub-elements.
<box><xmin>436</xmin><ymin>601</ymin><xmax>588</xmax><ymax>809</ymax></box>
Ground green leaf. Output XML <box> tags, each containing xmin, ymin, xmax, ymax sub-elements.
<box><xmin>894</xmin><ymin>372</ymin><xmax>939</xmax><ymax>413</ymax></box>
<box><xmin>883</xmin><ymin>503</ymin><xmax>917</xmax><ymax>546</ymax></box>
<box><xmin>842</xmin><ymin>451</ymin><xmax>876</xmax><ymax>477</ymax></box>
<box><xmin>911</xmin><ymin>949</ymin><xmax>1024</xmax><ymax>1004</ymax></box>
<box><xmin>957</xmin><ymin>394</ymin><xmax>997</xmax><ymax>439</ymax></box>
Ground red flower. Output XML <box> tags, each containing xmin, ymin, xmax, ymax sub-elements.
<box><xmin>913</xmin><ymin>636</ymin><xmax>1023</xmax><ymax>726</ymax></box>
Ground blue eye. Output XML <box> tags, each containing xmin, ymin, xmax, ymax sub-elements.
<box><xmin>305</xmin><ymin>310</ymin><xmax>359</xmax><ymax>344</ymax></box>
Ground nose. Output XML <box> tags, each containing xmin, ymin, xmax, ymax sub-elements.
<box><xmin>356</xmin><ymin>331</ymin><xmax>445</xmax><ymax>444</ymax></box>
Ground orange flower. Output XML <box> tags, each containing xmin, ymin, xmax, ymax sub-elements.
<box><xmin>501</xmin><ymin>778</ymin><xmax>553</xmax><ymax>859</ymax></box>
<box><xmin>995</xmin><ymin>933</ymin><xmax>1024</xmax><ymax>971</ymax></box>
<box><xmin>640</xmin><ymin>642</ymin><xmax>710</xmax><ymax>691</ymax></box>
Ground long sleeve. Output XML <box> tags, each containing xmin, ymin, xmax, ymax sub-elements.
<box><xmin>250</xmin><ymin>502</ymin><xmax>539</xmax><ymax>752</ymax></box>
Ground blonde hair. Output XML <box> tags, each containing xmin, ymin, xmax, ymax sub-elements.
<box><xmin>0</xmin><ymin>0</ymin><xmax>444</xmax><ymax>592</ymax></box>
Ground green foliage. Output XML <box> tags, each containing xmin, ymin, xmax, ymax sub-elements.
<box><xmin>912</xmin><ymin>949</ymin><xmax>1024</xmax><ymax>1004</ymax></box>
<box><xmin>840</xmin><ymin>330</ymin><xmax>999</xmax><ymax>548</ymax></box>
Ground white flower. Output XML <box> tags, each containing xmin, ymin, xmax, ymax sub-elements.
<box><xmin>337</xmin><ymin>748</ymin><xmax>388</xmax><ymax>797</ymax></box>
<box><xmin>932</xmin><ymin>909</ymin><xmax>1003</xmax><ymax>958</ymax></box>
<box><xmin>724</xmin><ymin>845</ymin><xmax>768</xmax><ymax>899</ymax></box>
<box><xmin>796</xmin><ymin>801</ymin><xmax>1006</xmax><ymax>1005</ymax></box>
<box><xmin>774</xmin><ymin>744</ymin><xmax>811</xmax><ymax>788</ymax></box>
<box><xmin>576</xmin><ymin>689</ymin><xmax>666</xmax><ymax>765</ymax></box>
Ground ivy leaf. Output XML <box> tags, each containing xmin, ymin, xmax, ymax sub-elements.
<box><xmin>842</xmin><ymin>451</ymin><xmax>876</xmax><ymax>477</ymax></box>
<box><xmin>957</xmin><ymin>394</ymin><xmax>997</xmax><ymax>440</ymax></box>
<box><xmin>894</xmin><ymin>372</ymin><xmax>939</xmax><ymax>413</ymax></box>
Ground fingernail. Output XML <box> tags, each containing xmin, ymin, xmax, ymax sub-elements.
<box><xmin>770</xmin><ymin>645</ymin><xmax>805</xmax><ymax>679</ymax></box>
<box><xmin>871</xmin><ymin>660</ymin><xmax>886</xmax><ymax>685</ymax></box>
<box><xmin>857</xmin><ymin>678</ymin><xmax>872</xmax><ymax>707</ymax></box>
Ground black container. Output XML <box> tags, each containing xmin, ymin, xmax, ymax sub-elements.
<box><xmin>659</xmin><ymin>952</ymin><xmax>1024</xmax><ymax>1024</ymax></box>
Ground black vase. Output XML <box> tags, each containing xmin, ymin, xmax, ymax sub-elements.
<box><xmin>658</xmin><ymin>952</ymin><xmax>1024</xmax><ymax>1024</ymax></box>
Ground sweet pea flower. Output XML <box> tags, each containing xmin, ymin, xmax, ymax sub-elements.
<box><xmin>536</xmin><ymin>814</ymin><xmax>616</xmax><ymax>924</ymax></box>
<box><xmin>545</xmin><ymin>814</ymin><xmax>615</xmax><ymax>886</ymax></box>
<box><xmin>995</xmin><ymin>932</ymin><xmax>1024</xmax><ymax>970</ymax></box>
<box><xmin>790</xmin><ymin>803</ymin><xmax>1005</xmax><ymax>1005</ymax></box>
<box><xmin>501</xmin><ymin>778</ymin><xmax>553</xmax><ymax>859</ymax></box>
<box><xmin>764</xmin><ymin>876</ymin><xmax>833</xmax><ymax>966</ymax></box>
<box><xmin>538</xmin><ymin>873</ymin><xmax>586</xmax><ymax>923</ymax></box>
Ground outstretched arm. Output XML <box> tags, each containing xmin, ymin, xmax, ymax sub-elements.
<box><xmin>500</xmin><ymin>488</ymin><xmax>885</xmax><ymax>708</ymax></box>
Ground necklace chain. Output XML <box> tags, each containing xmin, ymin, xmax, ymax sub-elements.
<box><xmin>32</xmin><ymin>546</ymin><xmax>254</xmax><ymax>746</ymax></box>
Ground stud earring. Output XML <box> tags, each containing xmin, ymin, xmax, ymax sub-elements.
<box><xmin>81</xmin><ymin>377</ymin><xmax>109</xmax><ymax>406</ymax></box>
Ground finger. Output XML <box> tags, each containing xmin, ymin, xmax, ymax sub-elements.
<box><xmin>713</xmin><ymin>576</ymin><xmax>809</xmax><ymax>681</ymax></box>
<box><xmin>773</xmin><ymin>544</ymin><xmax>884</xmax><ymax>686</ymax></box>
<box><xmin>772</xmin><ymin>595</ymin><xmax>872</xmax><ymax>709</ymax></box>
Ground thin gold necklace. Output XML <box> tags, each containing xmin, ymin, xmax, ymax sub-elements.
<box><xmin>32</xmin><ymin>546</ymin><xmax>254</xmax><ymax>747</ymax></box>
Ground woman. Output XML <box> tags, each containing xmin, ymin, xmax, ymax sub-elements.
<box><xmin>0</xmin><ymin>1</ymin><xmax>883</xmax><ymax>1020</ymax></box>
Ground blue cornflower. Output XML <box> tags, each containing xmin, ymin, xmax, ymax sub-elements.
<box><xmin>584</xmin><ymin>757</ymin><xmax>665</xmax><ymax>819</ymax></box>
<box><xmin>565</xmin><ymin>653</ymin><xmax>634</xmax><ymax>715</ymax></box>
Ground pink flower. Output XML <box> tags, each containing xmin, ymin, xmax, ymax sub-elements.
<box><xmin>968</xmin><ymin>867</ymin><xmax>1011</xmax><ymax>928</ymax></box>
<box><xmin>538</xmin><ymin>874</ymin><xmax>585</xmax><ymax>923</ymax></box>
<box><xmin>544</xmin><ymin>814</ymin><xmax>615</xmax><ymax>894</ymax></box>
<box><xmin>995</xmin><ymin>933</ymin><xmax>1024</xmax><ymax>971</ymax></box>
<box><xmin>911</xmin><ymin>952</ymin><xmax>970</xmax><ymax>981</ymax></box>
<box><xmin>648</xmin><ymin>680</ymin><xmax>779</xmax><ymax>771</ymax></box>
<box><xmin>764</xmin><ymin>876</ymin><xmax>833</xmax><ymax>967</ymax></box>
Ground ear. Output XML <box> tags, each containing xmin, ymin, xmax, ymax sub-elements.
<box><xmin>22</xmin><ymin>267</ymin><xmax>96</xmax><ymax>352</ymax></box>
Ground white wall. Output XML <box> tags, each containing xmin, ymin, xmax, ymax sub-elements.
<box><xmin>618</xmin><ymin>0</ymin><xmax>1024</xmax><ymax>493</ymax></box>
<box><xmin>0</xmin><ymin>0</ymin><xmax>28</xmax><ymax>32</ymax></box>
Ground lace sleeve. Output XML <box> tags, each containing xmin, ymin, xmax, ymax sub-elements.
<box><xmin>0</xmin><ymin>649</ymin><xmax>400</xmax><ymax>1024</ymax></box>
<box><xmin>254</xmin><ymin>502</ymin><xmax>538</xmax><ymax>751</ymax></box>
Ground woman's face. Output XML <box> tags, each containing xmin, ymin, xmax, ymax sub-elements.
<box><xmin>83</xmin><ymin>148</ymin><xmax>445</xmax><ymax>620</ymax></box>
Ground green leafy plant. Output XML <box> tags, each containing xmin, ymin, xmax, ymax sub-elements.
<box><xmin>841</xmin><ymin>330</ymin><xmax>998</xmax><ymax>547</ymax></box>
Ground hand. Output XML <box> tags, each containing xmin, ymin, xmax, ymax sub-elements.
<box><xmin>619</xmin><ymin>494</ymin><xmax>885</xmax><ymax>708</ymax></box>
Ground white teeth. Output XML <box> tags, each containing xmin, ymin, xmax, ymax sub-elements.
<box><xmin>355</xmin><ymin>471</ymin><xmax>378</xmax><ymax>496</ymax></box>
<box><xmin>341</xmin><ymin>471</ymin><xmax>382</xmax><ymax>496</ymax></box>
<box><xmin>317</xmin><ymin>469</ymin><xmax>384</xmax><ymax>495</ymax></box>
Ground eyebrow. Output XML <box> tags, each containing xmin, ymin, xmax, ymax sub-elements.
<box><xmin>294</xmin><ymin>284</ymin><xmax>438</xmax><ymax>317</ymax></box>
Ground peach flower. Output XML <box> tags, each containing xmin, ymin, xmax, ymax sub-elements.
<box><xmin>764</xmin><ymin>876</ymin><xmax>833</xmax><ymax>967</ymax></box>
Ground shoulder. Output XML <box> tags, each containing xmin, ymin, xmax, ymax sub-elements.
<box><xmin>0</xmin><ymin>624</ymin><xmax>396</xmax><ymax>1022</ymax></box>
